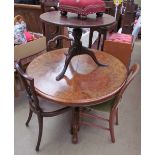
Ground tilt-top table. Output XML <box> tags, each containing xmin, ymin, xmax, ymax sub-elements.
<box><xmin>26</xmin><ymin>48</ymin><xmax>127</xmax><ymax>144</ymax></box>
<box><xmin>40</xmin><ymin>11</ymin><xmax>116</xmax><ymax>81</ymax></box>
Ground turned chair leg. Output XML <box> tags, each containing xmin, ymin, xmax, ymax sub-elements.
<box><xmin>89</xmin><ymin>29</ymin><xmax>93</xmax><ymax>48</ymax></box>
<box><xmin>97</xmin><ymin>33</ymin><xmax>101</xmax><ymax>50</ymax></box>
<box><xmin>109</xmin><ymin>112</ymin><xmax>115</xmax><ymax>143</ymax></box>
<box><xmin>116</xmin><ymin>108</ymin><xmax>119</xmax><ymax>125</ymax></box>
<box><xmin>101</xmin><ymin>30</ymin><xmax>107</xmax><ymax>51</ymax></box>
<box><xmin>36</xmin><ymin>115</ymin><xmax>43</xmax><ymax>151</ymax></box>
<box><xmin>25</xmin><ymin>109</ymin><xmax>33</xmax><ymax>126</ymax></box>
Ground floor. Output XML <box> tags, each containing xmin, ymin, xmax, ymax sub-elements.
<box><xmin>14</xmin><ymin>40</ymin><xmax>141</xmax><ymax>155</ymax></box>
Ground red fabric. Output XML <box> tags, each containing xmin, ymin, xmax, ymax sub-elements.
<box><xmin>24</xmin><ymin>31</ymin><xmax>34</xmax><ymax>42</ymax></box>
<box><xmin>108</xmin><ymin>33</ymin><xmax>133</xmax><ymax>44</ymax></box>
<box><xmin>59</xmin><ymin>0</ymin><xmax>106</xmax><ymax>15</ymax></box>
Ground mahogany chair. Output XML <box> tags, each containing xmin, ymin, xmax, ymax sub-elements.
<box><xmin>80</xmin><ymin>63</ymin><xmax>139</xmax><ymax>143</ymax></box>
<box><xmin>15</xmin><ymin>60</ymin><xmax>71</xmax><ymax>151</ymax></box>
<box><xmin>88</xmin><ymin>1</ymin><xmax>121</xmax><ymax>51</ymax></box>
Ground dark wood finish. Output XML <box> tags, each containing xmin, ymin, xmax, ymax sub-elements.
<box><xmin>89</xmin><ymin>22</ymin><xmax>117</xmax><ymax>51</ymax></box>
<box><xmin>80</xmin><ymin>64</ymin><xmax>139</xmax><ymax>143</ymax></box>
<box><xmin>26</xmin><ymin>48</ymin><xmax>127</xmax><ymax>143</ymax></box>
<box><xmin>40</xmin><ymin>11</ymin><xmax>116</xmax><ymax>28</ymax></box>
<box><xmin>55</xmin><ymin>28</ymin><xmax>108</xmax><ymax>80</ymax></box>
<box><xmin>121</xmin><ymin>1</ymin><xmax>138</xmax><ymax>34</ymax></box>
<box><xmin>15</xmin><ymin>61</ymin><xmax>71</xmax><ymax>151</ymax></box>
<box><xmin>89</xmin><ymin>1</ymin><xmax>121</xmax><ymax>51</ymax></box>
<box><xmin>40</xmin><ymin>11</ymin><xmax>115</xmax><ymax>79</ymax></box>
<box><xmin>41</xmin><ymin>0</ymin><xmax>58</xmax><ymax>12</ymax></box>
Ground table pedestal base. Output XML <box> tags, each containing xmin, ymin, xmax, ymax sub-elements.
<box><xmin>56</xmin><ymin>28</ymin><xmax>107</xmax><ymax>81</ymax></box>
<box><xmin>71</xmin><ymin>107</ymin><xmax>80</xmax><ymax>144</ymax></box>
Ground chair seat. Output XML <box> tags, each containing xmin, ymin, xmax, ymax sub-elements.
<box><xmin>90</xmin><ymin>97</ymin><xmax>116</xmax><ymax>112</ymax></box>
<box><xmin>39</xmin><ymin>98</ymin><xmax>66</xmax><ymax>112</ymax></box>
<box><xmin>108</xmin><ymin>33</ymin><xmax>133</xmax><ymax>44</ymax></box>
<box><xmin>59</xmin><ymin>0</ymin><xmax>106</xmax><ymax>15</ymax></box>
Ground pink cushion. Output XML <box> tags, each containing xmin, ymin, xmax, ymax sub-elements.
<box><xmin>24</xmin><ymin>31</ymin><xmax>34</xmax><ymax>42</ymax></box>
<box><xmin>59</xmin><ymin>0</ymin><xmax>106</xmax><ymax>15</ymax></box>
<box><xmin>108</xmin><ymin>33</ymin><xmax>133</xmax><ymax>44</ymax></box>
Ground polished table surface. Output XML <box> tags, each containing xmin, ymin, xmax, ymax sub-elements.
<box><xmin>27</xmin><ymin>48</ymin><xmax>127</xmax><ymax>143</ymax></box>
<box><xmin>26</xmin><ymin>48</ymin><xmax>127</xmax><ymax>107</ymax></box>
<box><xmin>40</xmin><ymin>11</ymin><xmax>116</xmax><ymax>80</ymax></box>
<box><xmin>40</xmin><ymin>11</ymin><xmax>116</xmax><ymax>28</ymax></box>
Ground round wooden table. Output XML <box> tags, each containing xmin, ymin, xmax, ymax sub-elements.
<box><xmin>40</xmin><ymin>11</ymin><xmax>116</xmax><ymax>80</ymax></box>
<box><xmin>27</xmin><ymin>48</ymin><xmax>127</xmax><ymax>143</ymax></box>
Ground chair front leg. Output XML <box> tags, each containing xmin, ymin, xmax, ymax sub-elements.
<box><xmin>36</xmin><ymin>114</ymin><xmax>43</xmax><ymax>151</ymax></box>
<box><xmin>25</xmin><ymin>108</ymin><xmax>33</xmax><ymax>126</ymax></box>
<box><xmin>109</xmin><ymin>111</ymin><xmax>116</xmax><ymax>143</ymax></box>
<box><xmin>116</xmin><ymin>108</ymin><xmax>119</xmax><ymax>125</ymax></box>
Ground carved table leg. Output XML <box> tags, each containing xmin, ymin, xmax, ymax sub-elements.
<box><xmin>56</xmin><ymin>27</ymin><xmax>107</xmax><ymax>81</ymax></box>
<box><xmin>81</xmin><ymin>46</ymin><xmax>108</xmax><ymax>67</ymax></box>
<box><xmin>72</xmin><ymin>107</ymin><xmax>80</xmax><ymax>144</ymax></box>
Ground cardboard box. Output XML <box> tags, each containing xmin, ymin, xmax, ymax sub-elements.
<box><xmin>14</xmin><ymin>34</ymin><xmax>46</xmax><ymax>64</ymax></box>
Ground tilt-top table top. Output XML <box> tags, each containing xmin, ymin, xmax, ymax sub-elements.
<box><xmin>26</xmin><ymin>48</ymin><xmax>127</xmax><ymax>107</ymax></box>
<box><xmin>40</xmin><ymin>11</ymin><xmax>116</xmax><ymax>28</ymax></box>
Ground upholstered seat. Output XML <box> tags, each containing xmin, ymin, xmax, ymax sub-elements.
<box><xmin>108</xmin><ymin>33</ymin><xmax>133</xmax><ymax>44</ymax></box>
<box><xmin>80</xmin><ymin>64</ymin><xmax>139</xmax><ymax>143</ymax></box>
<box><xmin>59</xmin><ymin>0</ymin><xmax>106</xmax><ymax>16</ymax></box>
<box><xmin>38</xmin><ymin>98</ymin><xmax>66</xmax><ymax>112</ymax></box>
<box><xmin>90</xmin><ymin>97</ymin><xmax>116</xmax><ymax>112</ymax></box>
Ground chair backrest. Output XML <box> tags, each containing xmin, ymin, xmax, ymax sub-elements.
<box><xmin>40</xmin><ymin>0</ymin><xmax>58</xmax><ymax>12</ymax></box>
<box><xmin>111</xmin><ymin>63</ymin><xmax>139</xmax><ymax>112</ymax></box>
<box><xmin>15</xmin><ymin>61</ymin><xmax>41</xmax><ymax>112</ymax></box>
<box><xmin>121</xmin><ymin>0</ymin><xmax>138</xmax><ymax>34</ymax></box>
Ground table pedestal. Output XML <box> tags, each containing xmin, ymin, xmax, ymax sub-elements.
<box><xmin>71</xmin><ymin>107</ymin><xmax>80</xmax><ymax>144</ymax></box>
<box><xmin>56</xmin><ymin>28</ymin><xmax>108</xmax><ymax>81</ymax></box>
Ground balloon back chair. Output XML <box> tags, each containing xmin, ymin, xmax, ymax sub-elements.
<box><xmin>79</xmin><ymin>63</ymin><xmax>139</xmax><ymax>143</ymax></box>
<box><xmin>15</xmin><ymin>60</ymin><xmax>71</xmax><ymax>151</ymax></box>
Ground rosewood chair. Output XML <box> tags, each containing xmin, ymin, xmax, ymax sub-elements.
<box><xmin>80</xmin><ymin>63</ymin><xmax>139</xmax><ymax>143</ymax></box>
<box><xmin>15</xmin><ymin>60</ymin><xmax>71</xmax><ymax>151</ymax></box>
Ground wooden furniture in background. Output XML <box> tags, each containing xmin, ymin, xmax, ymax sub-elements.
<box><xmin>14</xmin><ymin>3</ymin><xmax>67</xmax><ymax>50</ymax></box>
<box><xmin>89</xmin><ymin>1</ymin><xmax>121</xmax><ymax>50</ymax></box>
<box><xmin>121</xmin><ymin>0</ymin><xmax>138</xmax><ymax>34</ymax></box>
<box><xmin>26</xmin><ymin>48</ymin><xmax>127</xmax><ymax>144</ymax></box>
<box><xmin>15</xmin><ymin>61</ymin><xmax>71</xmax><ymax>151</ymax></box>
<box><xmin>89</xmin><ymin>0</ymin><xmax>139</xmax><ymax>50</ymax></box>
<box><xmin>80</xmin><ymin>64</ymin><xmax>139</xmax><ymax>143</ymax></box>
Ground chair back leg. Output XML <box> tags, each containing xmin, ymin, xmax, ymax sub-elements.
<box><xmin>116</xmin><ymin>108</ymin><xmax>119</xmax><ymax>125</ymax></box>
<box><xmin>109</xmin><ymin>111</ymin><xmax>116</xmax><ymax>143</ymax></box>
<box><xmin>97</xmin><ymin>33</ymin><xmax>101</xmax><ymax>50</ymax></box>
<box><xmin>89</xmin><ymin>29</ymin><xmax>93</xmax><ymax>48</ymax></box>
<box><xmin>36</xmin><ymin>115</ymin><xmax>43</xmax><ymax>151</ymax></box>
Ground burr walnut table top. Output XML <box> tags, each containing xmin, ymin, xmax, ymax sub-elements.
<box><xmin>40</xmin><ymin>11</ymin><xmax>116</xmax><ymax>28</ymax></box>
<box><xmin>26</xmin><ymin>48</ymin><xmax>127</xmax><ymax>106</ymax></box>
